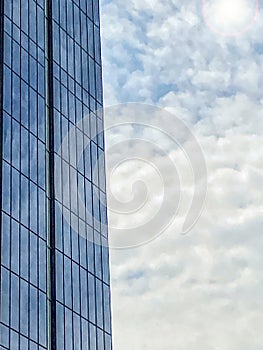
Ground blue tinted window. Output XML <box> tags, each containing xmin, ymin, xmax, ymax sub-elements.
<box><xmin>3</xmin><ymin>113</ymin><xmax>11</xmax><ymax>162</ymax></box>
<box><xmin>20</xmin><ymin>227</ymin><xmax>29</xmax><ymax>280</ymax></box>
<box><xmin>105</xmin><ymin>334</ymin><xmax>112</xmax><ymax>350</ymax></box>
<box><xmin>60</xmin><ymin>0</ymin><xmax>66</xmax><ymax>29</ymax></box>
<box><xmin>21</xmin><ymin>127</ymin><xmax>29</xmax><ymax>176</ymax></box>
<box><xmin>81</xmin><ymin>13</ymin><xmax>87</xmax><ymax>52</ymax></box>
<box><xmin>38</xmin><ymin>96</ymin><xmax>45</xmax><ymax>141</ymax></box>
<box><xmin>79</xmin><ymin>221</ymin><xmax>87</xmax><ymax>268</ymax></box>
<box><xmin>39</xmin><ymin>291</ymin><xmax>47</xmax><ymax>346</ymax></box>
<box><xmin>56</xmin><ymin>251</ymin><xmax>64</xmax><ymax>302</ymax></box>
<box><xmin>29</xmin><ymin>133</ymin><xmax>37</xmax><ymax>182</ymax></box>
<box><xmin>81</xmin><ymin>318</ymin><xmax>89</xmax><ymax>349</ymax></box>
<box><xmin>60</xmin><ymin>28</ymin><xmax>67</xmax><ymax>70</ymax></box>
<box><xmin>63</xmin><ymin>209</ymin><xmax>71</xmax><ymax>256</ymax></box>
<box><xmin>29</xmin><ymin>0</ymin><xmax>37</xmax><ymax>41</ymax></box>
<box><xmin>89</xmin><ymin>57</ymin><xmax>95</xmax><ymax>97</ymax></box>
<box><xmin>0</xmin><ymin>323</ymin><xmax>10</xmax><ymax>348</ymax></box>
<box><xmin>37</xmin><ymin>5</ymin><xmax>45</xmax><ymax>49</ymax></box>
<box><xmin>38</xmin><ymin>188</ymin><xmax>46</xmax><ymax>239</ymax></box>
<box><xmin>13</xmin><ymin>0</ymin><xmax>20</xmax><ymax>26</ymax></box>
<box><xmin>87</xmin><ymin>226</ymin><xmax>95</xmax><ymax>273</ymax></box>
<box><xmin>97</xmin><ymin>328</ymin><xmax>104</xmax><ymax>349</ymax></box>
<box><xmin>21</xmin><ymin>49</ymin><xmax>29</xmax><ymax>83</ymax></box>
<box><xmin>21</xmin><ymin>175</ymin><xmax>29</xmax><ymax>226</ymax></box>
<box><xmin>4</xmin><ymin>34</ymin><xmax>11</xmax><ymax>67</ymax></box>
<box><xmin>29</xmin><ymin>285</ymin><xmax>38</xmax><ymax>342</ymax></box>
<box><xmin>21</xmin><ymin>0</ymin><xmax>29</xmax><ymax>33</ymax></box>
<box><xmin>20</xmin><ymin>335</ymin><xmax>29</xmax><ymax>349</ymax></box>
<box><xmin>3</xmin><ymin>65</ymin><xmax>12</xmax><ymax>114</ymax></box>
<box><xmin>12</xmin><ymin>41</ymin><xmax>20</xmax><ymax>75</ymax></box>
<box><xmin>30</xmin><ymin>182</ymin><xmax>38</xmax><ymax>233</ymax></box>
<box><xmin>11</xmin><ymin>220</ymin><xmax>19</xmax><ymax>274</ymax></box>
<box><xmin>12</xmin><ymin>73</ymin><xmax>20</xmax><ymax>122</ymax></box>
<box><xmin>87</xmin><ymin>0</ymin><xmax>93</xmax><ymax>20</ymax></box>
<box><xmin>1</xmin><ymin>214</ymin><xmax>10</xmax><ymax>268</ymax></box>
<box><xmin>96</xmin><ymin>278</ymin><xmax>103</xmax><ymax>328</ymax></box>
<box><xmin>20</xmin><ymin>279</ymin><xmax>29</xmax><ymax>336</ymax></box>
<box><xmin>93</xmin><ymin>0</ymin><xmax>100</xmax><ymax>26</ymax></box>
<box><xmin>64</xmin><ymin>256</ymin><xmax>72</xmax><ymax>308</ymax></box>
<box><xmin>38</xmin><ymin>141</ymin><xmax>46</xmax><ymax>189</ymax></box>
<box><xmin>30</xmin><ymin>233</ymin><xmax>38</xmax><ymax>286</ymax></box>
<box><xmin>73</xmin><ymin>313</ymin><xmax>81</xmax><ymax>350</ymax></box>
<box><xmin>89</xmin><ymin>323</ymin><xmax>97</xmax><ymax>350</ymax></box>
<box><xmin>2</xmin><ymin>161</ymin><xmax>11</xmax><ymax>213</ymax></box>
<box><xmin>10</xmin><ymin>329</ymin><xmax>19</xmax><ymax>350</ymax></box>
<box><xmin>12</xmin><ymin>118</ymin><xmax>20</xmax><ymax>169</ymax></box>
<box><xmin>95</xmin><ymin>241</ymin><xmax>102</xmax><ymax>279</ymax></box>
<box><xmin>21</xmin><ymin>81</ymin><xmax>29</xmax><ymax>127</ymax></box>
<box><xmin>38</xmin><ymin>64</ymin><xmax>45</xmax><ymax>97</ymax></box>
<box><xmin>71</xmin><ymin>223</ymin><xmax>79</xmax><ymax>263</ymax></box>
<box><xmin>80</xmin><ymin>267</ymin><xmax>88</xmax><ymax>318</ymax></box>
<box><xmin>29</xmin><ymin>56</ymin><xmax>37</xmax><ymax>90</ymax></box>
<box><xmin>56</xmin><ymin>303</ymin><xmax>65</xmax><ymax>349</ymax></box>
<box><xmin>73</xmin><ymin>4</ymin><xmax>80</xmax><ymax>43</ymax></box>
<box><xmin>11</xmin><ymin>167</ymin><xmax>20</xmax><ymax>220</ymax></box>
<box><xmin>72</xmin><ymin>262</ymin><xmax>80</xmax><ymax>313</ymax></box>
<box><xmin>104</xmin><ymin>284</ymin><xmax>112</xmax><ymax>333</ymax></box>
<box><xmin>66</xmin><ymin>1</ymin><xmax>74</xmax><ymax>37</ymax></box>
<box><xmin>29</xmin><ymin>89</ymin><xmax>37</xmax><ymax>134</ymax></box>
<box><xmin>88</xmin><ymin>273</ymin><xmax>96</xmax><ymax>323</ymax></box>
<box><xmin>39</xmin><ymin>239</ymin><xmax>47</xmax><ymax>292</ymax></box>
<box><xmin>96</xmin><ymin>63</ymin><xmax>103</xmax><ymax>103</ymax></box>
<box><xmin>11</xmin><ymin>273</ymin><xmax>19</xmax><ymax>330</ymax></box>
<box><xmin>65</xmin><ymin>308</ymin><xmax>73</xmax><ymax>350</ymax></box>
<box><xmin>1</xmin><ymin>267</ymin><xmax>10</xmax><ymax>325</ymax></box>
<box><xmin>52</xmin><ymin>0</ymin><xmax>59</xmax><ymax>21</ymax></box>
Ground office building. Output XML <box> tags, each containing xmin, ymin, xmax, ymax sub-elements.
<box><xmin>0</xmin><ymin>0</ymin><xmax>112</xmax><ymax>349</ymax></box>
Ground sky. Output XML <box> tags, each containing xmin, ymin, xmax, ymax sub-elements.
<box><xmin>100</xmin><ymin>1</ymin><xmax>263</xmax><ymax>349</ymax></box>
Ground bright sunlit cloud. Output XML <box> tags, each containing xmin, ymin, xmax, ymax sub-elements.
<box><xmin>203</xmin><ymin>0</ymin><xmax>258</xmax><ymax>35</ymax></box>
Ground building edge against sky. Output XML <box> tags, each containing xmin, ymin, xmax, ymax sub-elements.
<box><xmin>0</xmin><ymin>0</ymin><xmax>113</xmax><ymax>349</ymax></box>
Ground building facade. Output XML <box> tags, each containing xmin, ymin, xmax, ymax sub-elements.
<box><xmin>0</xmin><ymin>0</ymin><xmax>112</xmax><ymax>349</ymax></box>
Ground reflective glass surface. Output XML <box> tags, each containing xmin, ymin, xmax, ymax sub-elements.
<box><xmin>52</xmin><ymin>0</ymin><xmax>112</xmax><ymax>347</ymax></box>
<box><xmin>0</xmin><ymin>0</ymin><xmax>112</xmax><ymax>349</ymax></box>
<box><xmin>1</xmin><ymin>1</ymin><xmax>48</xmax><ymax>349</ymax></box>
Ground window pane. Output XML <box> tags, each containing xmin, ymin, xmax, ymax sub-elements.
<box><xmin>88</xmin><ymin>273</ymin><xmax>96</xmax><ymax>323</ymax></box>
<box><xmin>1</xmin><ymin>213</ymin><xmax>10</xmax><ymax>268</ymax></box>
<box><xmin>56</xmin><ymin>303</ymin><xmax>65</xmax><ymax>349</ymax></box>
<box><xmin>20</xmin><ymin>227</ymin><xmax>29</xmax><ymax>280</ymax></box>
<box><xmin>1</xmin><ymin>267</ymin><xmax>10</xmax><ymax>325</ymax></box>
<box><xmin>11</xmin><ymin>274</ymin><xmax>19</xmax><ymax>330</ymax></box>
<box><xmin>65</xmin><ymin>308</ymin><xmax>73</xmax><ymax>350</ymax></box>
<box><xmin>72</xmin><ymin>262</ymin><xmax>80</xmax><ymax>313</ymax></box>
<box><xmin>39</xmin><ymin>292</ymin><xmax>47</xmax><ymax>347</ymax></box>
<box><xmin>20</xmin><ymin>279</ymin><xmax>29</xmax><ymax>337</ymax></box>
<box><xmin>11</xmin><ymin>220</ymin><xmax>19</xmax><ymax>274</ymax></box>
<box><xmin>2</xmin><ymin>161</ymin><xmax>11</xmax><ymax>213</ymax></box>
<box><xmin>29</xmin><ymin>286</ymin><xmax>38</xmax><ymax>342</ymax></box>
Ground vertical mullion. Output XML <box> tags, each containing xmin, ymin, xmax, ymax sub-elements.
<box><xmin>46</xmin><ymin>0</ymin><xmax>56</xmax><ymax>349</ymax></box>
<box><xmin>0</xmin><ymin>0</ymin><xmax>5</xmax><ymax>290</ymax></box>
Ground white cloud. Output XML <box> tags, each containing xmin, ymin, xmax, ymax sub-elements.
<box><xmin>100</xmin><ymin>1</ymin><xmax>263</xmax><ymax>349</ymax></box>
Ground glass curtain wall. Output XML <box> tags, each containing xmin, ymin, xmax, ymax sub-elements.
<box><xmin>0</xmin><ymin>1</ymin><xmax>48</xmax><ymax>349</ymax></box>
<box><xmin>0</xmin><ymin>1</ymin><xmax>112</xmax><ymax>349</ymax></box>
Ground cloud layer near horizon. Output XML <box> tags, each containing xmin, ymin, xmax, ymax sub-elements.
<box><xmin>100</xmin><ymin>1</ymin><xmax>263</xmax><ymax>349</ymax></box>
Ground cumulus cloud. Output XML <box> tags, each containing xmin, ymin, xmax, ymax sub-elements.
<box><xmin>100</xmin><ymin>0</ymin><xmax>263</xmax><ymax>349</ymax></box>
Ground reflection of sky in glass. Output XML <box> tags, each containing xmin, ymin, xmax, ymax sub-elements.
<box><xmin>1</xmin><ymin>0</ymin><xmax>112</xmax><ymax>349</ymax></box>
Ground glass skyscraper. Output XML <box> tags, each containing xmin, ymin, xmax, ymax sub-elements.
<box><xmin>0</xmin><ymin>1</ymin><xmax>112</xmax><ymax>349</ymax></box>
